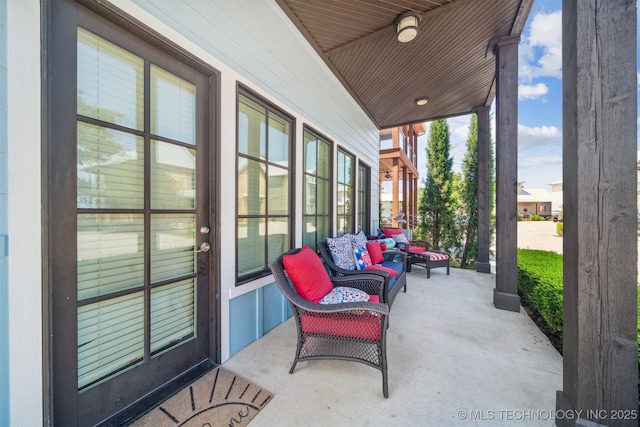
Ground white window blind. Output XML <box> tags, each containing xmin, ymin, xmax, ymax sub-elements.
<box><xmin>76</xmin><ymin>28</ymin><xmax>198</xmax><ymax>389</ymax></box>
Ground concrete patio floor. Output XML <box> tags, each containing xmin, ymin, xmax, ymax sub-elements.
<box><xmin>222</xmin><ymin>267</ymin><xmax>563</xmax><ymax>426</ymax></box>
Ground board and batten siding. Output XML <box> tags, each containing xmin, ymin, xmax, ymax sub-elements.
<box><xmin>116</xmin><ymin>0</ymin><xmax>380</xmax><ymax>360</ymax></box>
<box><xmin>0</xmin><ymin>0</ymin><xmax>8</xmax><ymax>424</ymax></box>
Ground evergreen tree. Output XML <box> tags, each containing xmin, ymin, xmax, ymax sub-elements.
<box><xmin>459</xmin><ymin>113</ymin><xmax>495</xmax><ymax>267</ymax></box>
<box><xmin>418</xmin><ymin>119</ymin><xmax>456</xmax><ymax>250</ymax></box>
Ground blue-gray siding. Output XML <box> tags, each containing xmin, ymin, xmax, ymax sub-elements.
<box><xmin>229</xmin><ymin>283</ymin><xmax>291</xmax><ymax>356</ymax></box>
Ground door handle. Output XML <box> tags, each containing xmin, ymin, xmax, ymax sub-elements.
<box><xmin>197</xmin><ymin>242</ymin><xmax>211</xmax><ymax>253</ymax></box>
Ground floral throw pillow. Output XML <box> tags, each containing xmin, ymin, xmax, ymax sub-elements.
<box><xmin>350</xmin><ymin>231</ymin><xmax>368</xmax><ymax>253</ymax></box>
<box><xmin>353</xmin><ymin>247</ymin><xmax>372</xmax><ymax>270</ymax></box>
<box><xmin>326</xmin><ymin>234</ymin><xmax>356</xmax><ymax>270</ymax></box>
<box><xmin>392</xmin><ymin>233</ymin><xmax>409</xmax><ymax>245</ymax></box>
<box><xmin>319</xmin><ymin>286</ymin><xmax>370</xmax><ymax>304</ymax></box>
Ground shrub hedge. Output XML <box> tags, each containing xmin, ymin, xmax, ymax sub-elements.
<box><xmin>518</xmin><ymin>248</ymin><xmax>640</xmax><ymax>394</ymax></box>
<box><xmin>556</xmin><ymin>222</ymin><xmax>563</xmax><ymax>236</ymax></box>
<box><xmin>530</xmin><ymin>214</ymin><xmax>545</xmax><ymax>221</ymax></box>
<box><xmin>517</xmin><ymin>249</ymin><xmax>564</xmax><ymax>335</ymax></box>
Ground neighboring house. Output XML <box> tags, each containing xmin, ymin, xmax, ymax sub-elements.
<box><xmin>517</xmin><ymin>182</ymin><xmax>552</xmax><ymax>218</ymax></box>
<box><xmin>549</xmin><ymin>180</ymin><xmax>563</xmax><ymax>213</ymax></box>
<box><xmin>379</xmin><ymin>125</ymin><xmax>423</xmax><ymax>229</ymax></box>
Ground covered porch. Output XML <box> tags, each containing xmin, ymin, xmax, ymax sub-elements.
<box><xmin>223</xmin><ymin>268</ymin><xmax>563</xmax><ymax>425</ymax></box>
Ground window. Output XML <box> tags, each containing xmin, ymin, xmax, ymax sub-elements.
<box><xmin>302</xmin><ymin>128</ymin><xmax>332</xmax><ymax>251</ymax></box>
<box><xmin>358</xmin><ymin>162</ymin><xmax>370</xmax><ymax>234</ymax></box>
<box><xmin>336</xmin><ymin>148</ymin><xmax>355</xmax><ymax>235</ymax></box>
<box><xmin>237</xmin><ymin>90</ymin><xmax>293</xmax><ymax>283</ymax></box>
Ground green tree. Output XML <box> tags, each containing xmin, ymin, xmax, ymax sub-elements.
<box><xmin>459</xmin><ymin>113</ymin><xmax>495</xmax><ymax>267</ymax></box>
<box><xmin>418</xmin><ymin>119</ymin><xmax>456</xmax><ymax>250</ymax></box>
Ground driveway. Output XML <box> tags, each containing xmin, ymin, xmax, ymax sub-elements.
<box><xmin>517</xmin><ymin>221</ymin><xmax>563</xmax><ymax>254</ymax></box>
<box><xmin>516</xmin><ymin>220</ymin><xmax>640</xmax><ymax>283</ymax></box>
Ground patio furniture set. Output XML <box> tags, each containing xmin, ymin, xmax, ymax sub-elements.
<box><xmin>269</xmin><ymin>229</ymin><xmax>450</xmax><ymax>398</ymax></box>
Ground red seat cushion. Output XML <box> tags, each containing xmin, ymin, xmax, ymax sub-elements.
<box><xmin>364</xmin><ymin>265</ymin><xmax>398</xmax><ymax>277</ymax></box>
<box><xmin>300</xmin><ymin>311</ymin><xmax>382</xmax><ymax>340</ymax></box>
<box><xmin>366</xmin><ymin>242</ymin><xmax>385</xmax><ymax>265</ymax></box>
<box><xmin>368</xmin><ymin>295</ymin><xmax>380</xmax><ymax>303</ymax></box>
<box><xmin>283</xmin><ymin>246</ymin><xmax>333</xmax><ymax>303</ymax></box>
<box><xmin>381</xmin><ymin>228</ymin><xmax>403</xmax><ymax>238</ymax></box>
<box><xmin>408</xmin><ymin>245</ymin><xmax>426</xmax><ymax>253</ymax></box>
<box><xmin>426</xmin><ymin>251</ymin><xmax>449</xmax><ymax>261</ymax></box>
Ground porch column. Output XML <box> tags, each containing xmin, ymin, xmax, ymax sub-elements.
<box><xmin>401</xmin><ymin>166</ymin><xmax>407</xmax><ymax>228</ymax></box>
<box><xmin>493</xmin><ymin>36</ymin><xmax>520</xmax><ymax>312</ymax></box>
<box><xmin>392</xmin><ymin>158</ymin><xmax>399</xmax><ymax>227</ymax></box>
<box><xmin>556</xmin><ymin>1</ymin><xmax>638</xmax><ymax>426</ymax></box>
<box><xmin>475</xmin><ymin>106</ymin><xmax>491</xmax><ymax>274</ymax></box>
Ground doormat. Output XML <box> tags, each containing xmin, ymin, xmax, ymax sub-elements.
<box><xmin>130</xmin><ymin>367</ymin><xmax>273</xmax><ymax>427</ymax></box>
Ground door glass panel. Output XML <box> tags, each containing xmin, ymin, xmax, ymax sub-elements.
<box><xmin>237</xmin><ymin>218</ymin><xmax>265</xmax><ymax>276</ymax></box>
<box><xmin>151</xmin><ymin>140</ymin><xmax>196</xmax><ymax>210</ymax></box>
<box><xmin>238</xmin><ymin>96</ymin><xmax>266</xmax><ymax>159</ymax></box>
<box><xmin>151</xmin><ymin>279</ymin><xmax>195</xmax><ymax>354</ymax></box>
<box><xmin>268</xmin><ymin>114</ymin><xmax>289</xmax><ymax>166</ymax></box>
<box><xmin>237</xmin><ymin>157</ymin><xmax>266</xmax><ymax>216</ymax></box>
<box><xmin>77</xmin><ymin>122</ymin><xmax>144</xmax><ymax>209</ymax></box>
<box><xmin>77</xmin><ymin>28</ymin><xmax>144</xmax><ymax>130</ymax></box>
<box><xmin>268</xmin><ymin>165</ymin><xmax>288</xmax><ymax>215</ymax></box>
<box><xmin>150</xmin><ymin>65</ymin><xmax>196</xmax><ymax>145</ymax></box>
<box><xmin>77</xmin><ymin>214</ymin><xmax>144</xmax><ymax>301</ymax></box>
<box><xmin>151</xmin><ymin>214</ymin><xmax>195</xmax><ymax>284</ymax></box>
<box><xmin>77</xmin><ymin>292</ymin><xmax>144</xmax><ymax>390</ymax></box>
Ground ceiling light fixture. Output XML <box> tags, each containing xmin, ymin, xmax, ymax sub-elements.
<box><xmin>395</xmin><ymin>11</ymin><xmax>421</xmax><ymax>43</ymax></box>
<box><xmin>384</xmin><ymin>171</ymin><xmax>392</xmax><ymax>179</ymax></box>
<box><xmin>415</xmin><ymin>97</ymin><xmax>429</xmax><ymax>106</ymax></box>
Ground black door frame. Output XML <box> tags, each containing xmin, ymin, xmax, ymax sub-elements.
<box><xmin>42</xmin><ymin>1</ymin><xmax>221</xmax><ymax>424</ymax></box>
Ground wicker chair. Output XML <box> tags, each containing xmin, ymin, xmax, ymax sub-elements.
<box><xmin>270</xmin><ymin>248</ymin><xmax>390</xmax><ymax>398</ymax></box>
<box><xmin>319</xmin><ymin>238</ymin><xmax>407</xmax><ymax>308</ymax></box>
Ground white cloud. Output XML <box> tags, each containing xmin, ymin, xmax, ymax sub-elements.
<box><xmin>518</xmin><ymin>123</ymin><xmax>561</xmax><ymax>150</ymax></box>
<box><xmin>519</xmin><ymin>10</ymin><xmax>562</xmax><ymax>82</ymax></box>
<box><xmin>518</xmin><ymin>155</ymin><xmax>562</xmax><ymax>168</ymax></box>
<box><xmin>518</xmin><ymin>83</ymin><xmax>548</xmax><ymax>100</ymax></box>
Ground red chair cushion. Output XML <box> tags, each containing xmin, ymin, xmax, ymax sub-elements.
<box><xmin>426</xmin><ymin>251</ymin><xmax>449</xmax><ymax>261</ymax></box>
<box><xmin>300</xmin><ymin>311</ymin><xmax>382</xmax><ymax>340</ymax></box>
<box><xmin>283</xmin><ymin>246</ymin><xmax>334</xmax><ymax>303</ymax></box>
<box><xmin>364</xmin><ymin>265</ymin><xmax>398</xmax><ymax>277</ymax></box>
<box><xmin>381</xmin><ymin>228</ymin><xmax>403</xmax><ymax>238</ymax></box>
<box><xmin>366</xmin><ymin>242</ymin><xmax>385</xmax><ymax>265</ymax></box>
<box><xmin>408</xmin><ymin>245</ymin><xmax>426</xmax><ymax>253</ymax></box>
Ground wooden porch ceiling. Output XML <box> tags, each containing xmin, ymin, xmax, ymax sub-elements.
<box><xmin>276</xmin><ymin>0</ymin><xmax>533</xmax><ymax>129</ymax></box>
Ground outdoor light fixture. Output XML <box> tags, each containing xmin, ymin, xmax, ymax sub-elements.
<box><xmin>395</xmin><ymin>12</ymin><xmax>421</xmax><ymax>43</ymax></box>
<box><xmin>385</xmin><ymin>171</ymin><xmax>392</xmax><ymax>179</ymax></box>
<box><xmin>415</xmin><ymin>97</ymin><xmax>429</xmax><ymax>106</ymax></box>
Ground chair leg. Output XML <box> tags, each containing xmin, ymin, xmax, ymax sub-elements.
<box><xmin>289</xmin><ymin>359</ymin><xmax>298</xmax><ymax>374</ymax></box>
<box><xmin>427</xmin><ymin>267</ymin><xmax>431</xmax><ymax>278</ymax></box>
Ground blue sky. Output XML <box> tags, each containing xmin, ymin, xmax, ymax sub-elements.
<box><xmin>418</xmin><ymin>0</ymin><xmax>636</xmax><ymax>192</ymax></box>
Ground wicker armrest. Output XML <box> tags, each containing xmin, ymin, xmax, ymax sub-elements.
<box><xmin>409</xmin><ymin>240</ymin><xmax>430</xmax><ymax>250</ymax></box>
<box><xmin>331</xmin><ymin>273</ymin><xmax>386</xmax><ymax>300</ymax></box>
